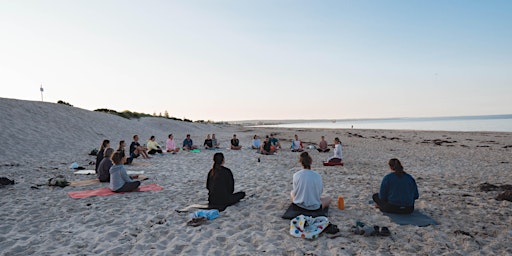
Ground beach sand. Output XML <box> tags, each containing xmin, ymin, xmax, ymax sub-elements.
<box><xmin>0</xmin><ymin>97</ymin><xmax>511</xmax><ymax>255</ymax></box>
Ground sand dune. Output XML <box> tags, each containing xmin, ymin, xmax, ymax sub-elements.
<box><xmin>0</xmin><ymin>97</ymin><xmax>511</xmax><ymax>255</ymax></box>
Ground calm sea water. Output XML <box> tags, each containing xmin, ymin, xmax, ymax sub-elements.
<box><xmin>253</xmin><ymin>115</ymin><xmax>512</xmax><ymax>132</ymax></box>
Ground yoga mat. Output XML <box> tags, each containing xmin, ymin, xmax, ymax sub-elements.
<box><xmin>74</xmin><ymin>170</ymin><xmax>144</xmax><ymax>175</ymax></box>
<box><xmin>175</xmin><ymin>203</ymin><xmax>210</xmax><ymax>213</ymax></box>
<box><xmin>282</xmin><ymin>203</ymin><xmax>329</xmax><ymax>219</ymax></box>
<box><xmin>383</xmin><ymin>210</ymin><xmax>438</xmax><ymax>227</ymax></box>
<box><xmin>69</xmin><ymin>175</ymin><xmax>148</xmax><ymax>187</ymax></box>
<box><xmin>68</xmin><ymin>183</ymin><xmax>162</xmax><ymax>199</ymax></box>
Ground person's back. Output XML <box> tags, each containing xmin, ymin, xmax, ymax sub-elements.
<box><xmin>207</xmin><ymin>166</ymin><xmax>234</xmax><ymax>205</ymax></box>
<box><xmin>97</xmin><ymin>149</ymin><xmax>113</xmax><ymax>182</ymax></box>
<box><xmin>380</xmin><ymin>172</ymin><xmax>418</xmax><ymax>207</ymax></box>
<box><xmin>292</xmin><ymin>169</ymin><xmax>323</xmax><ymax>210</ymax></box>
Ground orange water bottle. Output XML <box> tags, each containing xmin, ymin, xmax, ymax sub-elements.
<box><xmin>338</xmin><ymin>196</ymin><xmax>345</xmax><ymax>210</ymax></box>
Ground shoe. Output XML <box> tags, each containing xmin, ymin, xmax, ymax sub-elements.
<box><xmin>187</xmin><ymin>217</ymin><xmax>207</xmax><ymax>227</ymax></box>
<box><xmin>380</xmin><ymin>227</ymin><xmax>391</xmax><ymax>236</ymax></box>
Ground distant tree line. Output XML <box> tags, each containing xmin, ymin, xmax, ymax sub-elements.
<box><xmin>57</xmin><ymin>100</ymin><xmax>222</xmax><ymax>123</ymax></box>
<box><xmin>94</xmin><ymin>108</ymin><xmax>193</xmax><ymax>122</ymax></box>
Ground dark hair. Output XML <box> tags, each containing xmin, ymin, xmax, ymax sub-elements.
<box><xmin>99</xmin><ymin>139</ymin><xmax>110</xmax><ymax>151</ymax></box>
<box><xmin>112</xmin><ymin>151</ymin><xmax>125</xmax><ymax>165</ymax></box>
<box><xmin>168</xmin><ymin>134</ymin><xmax>173</xmax><ymax>138</ymax></box>
<box><xmin>389</xmin><ymin>158</ymin><xmax>405</xmax><ymax>177</ymax></box>
<box><xmin>133</xmin><ymin>134</ymin><xmax>138</xmax><ymax>139</ymax></box>
<box><xmin>150</xmin><ymin>135</ymin><xmax>155</xmax><ymax>140</ymax></box>
<box><xmin>334</xmin><ymin>137</ymin><xmax>341</xmax><ymax>144</ymax></box>
<box><xmin>211</xmin><ymin>152</ymin><xmax>224</xmax><ymax>176</ymax></box>
<box><xmin>299</xmin><ymin>152</ymin><xmax>312</xmax><ymax>169</ymax></box>
<box><xmin>117</xmin><ymin>141</ymin><xmax>125</xmax><ymax>151</ymax></box>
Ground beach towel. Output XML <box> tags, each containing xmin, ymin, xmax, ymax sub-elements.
<box><xmin>282</xmin><ymin>203</ymin><xmax>329</xmax><ymax>219</ymax></box>
<box><xmin>382</xmin><ymin>210</ymin><xmax>438</xmax><ymax>227</ymax></box>
<box><xmin>289</xmin><ymin>214</ymin><xmax>329</xmax><ymax>239</ymax></box>
<box><xmin>74</xmin><ymin>170</ymin><xmax>144</xmax><ymax>175</ymax></box>
<box><xmin>67</xmin><ymin>183</ymin><xmax>162</xmax><ymax>199</ymax></box>
<box><xmin>69</xmin><ymin>175</ymin><xmax>148</xmax><ymax>187</ymax></box>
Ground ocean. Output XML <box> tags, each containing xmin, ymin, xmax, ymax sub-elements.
<box><xmin>252</xmin><ymin>115</ymin><xmax>512</xmax><ymax>132</ymax></box>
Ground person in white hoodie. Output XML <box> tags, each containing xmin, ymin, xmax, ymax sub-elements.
<box><xmin>109</xmin><ymin>151</ymin><xmax>140</xmax><ymax>192</ymax></box>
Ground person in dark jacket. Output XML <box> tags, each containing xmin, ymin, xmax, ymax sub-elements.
<box><xmin>206</xmin><ymin>153</ymin><xmax>245</xmax><ymax>211</ymax></box>
<box><xmin>373</xmin><ymin>158</ymin><xmax>419</xmax><ymax>214</ymax></box>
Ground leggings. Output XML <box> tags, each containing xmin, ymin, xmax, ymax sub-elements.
<box><xmin>372</xmin><ymin>193</ymin><xmax>414</xmax><ymax>214</ymax></box>
<box><xmin>115</xmin><ymin>181</ymin><xmax>141</xmax><ymax>192</ymax></box>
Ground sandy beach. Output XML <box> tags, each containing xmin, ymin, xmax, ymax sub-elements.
<box><xmin>0</xmin><ymin>97</ymin><xmax>511</xmax><ymax>256</ymax></box>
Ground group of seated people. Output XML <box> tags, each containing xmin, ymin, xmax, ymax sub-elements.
<box><xmin>252</xmin><ymin>134</ymin><xmax>282</xmax><ymax>155</ymax></box>
<box><xmin>94</xmin><ymin>138</ymin><xmax>143</xmax><ymax>192</ymax></box>
<box><xmin>207</xmin><ymin>151</ymin><xmax>418</xmax><ymax>215</ymax></box>
<box><xmin>95</xmin><ymin>134</ymin><xmax>418</xmax><ymax>215</ymax></box>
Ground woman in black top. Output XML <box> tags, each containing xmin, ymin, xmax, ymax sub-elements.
<box><xmin>206</xmin><ymin>153</ymin><xmax>245</xmax><ymax>211</ymax></box>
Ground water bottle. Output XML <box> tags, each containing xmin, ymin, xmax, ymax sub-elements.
<box><xmin>338</xmin><ymin>196</ymin><xmax>345</xmax><ymax>210</ymax></box>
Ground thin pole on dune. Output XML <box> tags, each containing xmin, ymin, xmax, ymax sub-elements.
<box><xmin>40</xmin><ymin>83</ymin><xmax>44</xmax><ymax>101</ymax></box>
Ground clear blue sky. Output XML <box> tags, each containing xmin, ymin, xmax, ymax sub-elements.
<box><xmin>1</xmin><ymin>1</ymin><xmax>511</xmax><ymax>121</ymax></box>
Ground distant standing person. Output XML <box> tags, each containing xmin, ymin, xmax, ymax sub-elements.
<box><xmin>317</xmin><ymin>136</ymin><xmax>330</xmax><ymax>153</ymax></box>
<box><xmin>165</xmin><ymin>134</ymin><xmax>180</xmax><ymax>153</ymax></box>
<box><xmin>290</xmin><ymin>152</ymin><xmax>332</xmax><ymax>211</ymax></box>
<box><xmin>147</xmin><ymin>135</ymin><xmax>163</xmax><ymax>155</ymax></box>
<box><xmin>325</xmin><ymin>137</ymin><xmax>343</xmax><ymax>163</ymax></box>
<box><xmin>96</xmin><ymin>139</ymin><xmax>110</xmax><ymax>174</ymax></box>
<box><xmin>230</xmin><ymin>134</ymin><xmax>242</xmax><ymax>150</ymax></box>
<box><xmin>130</xmin><ymin>135</ymin><xmax>150</xmax><ymax>160</ymax></box>
<box><xmin>206</xmin><ymin>152</ymin><xmax>246</xmax><ymax>211</ymax></box>
<box><xmin>183</xmin><ymin>134</ymin><xmax>197</xmax><ymax>150</ymax></box>
<box><xmin>109</xmin><ymin>151</ymin><xmax>141</xmax><ymax>192</ymax></box>
<box><xmin>373</xmin><ymin>159</ymin><xmax>419</xmax><ymax>214</ymax></box>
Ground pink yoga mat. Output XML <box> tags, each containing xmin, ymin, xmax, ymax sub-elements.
<box><xmin>68</xmin><ymin>183</ymin><xmax>163</xmax><ymax>199</ymax></box>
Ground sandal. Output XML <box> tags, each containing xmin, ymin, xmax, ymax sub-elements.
<box><xmin>186</xmin><ymin>217</ymin><xmax>207</xmax><ymax>227</ymax></box>
<box><xmin>380</xmin><ymin>227</ymin><xmax>391</xmax><ymax>236</ymax></box>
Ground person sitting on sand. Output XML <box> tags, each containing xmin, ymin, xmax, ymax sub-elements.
<box><xmin>211</xmin><ymin>134</ymin><xmax>220</xmax><ymax>148</ymax></box>
<box><xmin>182</xmin><ymin>134</ymin><xmax>198</xmax><ymax>150</ymax></box>
<box><xmin>251</xmin><ymin>135</ymin><xmax>261</xmax><ymax>149</ymax></box>
<box><xmin>259</xmin><ymin>135</ymin><xmax>274</xmax><ymax>155</ymax></box>
<box><xmin>109</xmin><ymin>151</ymin><xmax>141</xmax><ymax>192</ymax></box>
<box><xmin>269</xmin><ymin>133</ymin><xmax>281</xmax><ymax>150</ymax></box>
<box><xmin>95</xmin><ymin>139</ymin><xmax>110</xmax><ymax>174</ymax></box>
<box><xmin>291</xmin><ymin>134</ymin><xmax>304</xmax><ymax>152</ymax></box>
<box><xmin>372</xmin><ymin>158</ymin><xmax>419</xmax><ymax>214</ymax></box>
<box><xmin>317</xmin><ymin>136</ymin><xmax>330</xmax><ymax>153</ymax></box>
<box><xmin>230</xmin><ymin>134</ymin><xmax>242</xmax><ymax>150</ymax></box>
<box><xmin>165</xmin><ymin>134</ymin><xmax>180</xmax><ymax>153</ymax></box>
<box><xmin>290</xmin><ymin>152</ymin><xmax>332</xmax><ymax>211</ymax></box>
<box><xmin>97</xmin><ymin>148</ymin><xmax>114</xmax><ymax>182</ymax></box>
<box><xmin>204</xmin><ymin>134</ymin><xmax>214</xmax><ymax>149</ymax></box>
<box><xmin>147</xmin><ymin>135</ymin><xmax>163</xmax><ymax>155</ymax></box>
<box><xmin>325</xmin><ymin>137</ymin><xmax>343</xmax><ymax>163</ymax></box>
<box><xmin>130</xmin><ymin>135</ymin><xmax>150</xmax><ymax>159</ymax></box>
<box><xmin>117</xmin><ymin>140</ymin><xmax>133</xmax><ymax>164</ymax></box>
<box><xmin>206</xmin><ymin>152</ymin><xmax>246</xmax><ymax>211</ymax></box>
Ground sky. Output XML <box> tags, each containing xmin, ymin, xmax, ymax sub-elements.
<box><xmin>1</xmin><ymin>1</ymin><xmax>511</xmax><ymax>122</ymax></box>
